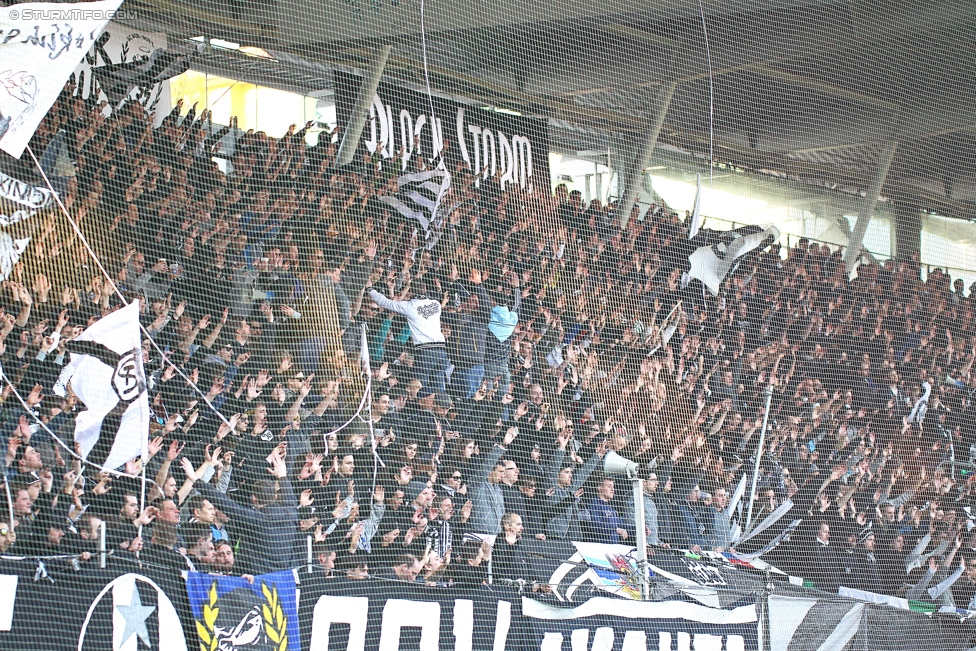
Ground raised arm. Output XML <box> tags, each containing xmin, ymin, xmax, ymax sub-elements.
<box><xmin>202</xmin><ymin>308</ymin><xmax>229</xmax><ymax>349</ymax></box>
<box><xmin>368</xmin><ymin>289</ymin><xmax>409</xmax><ymax>316</ymax></box>
<box><xmin>475</xmin><ymin>429</ymin><xmax>514</xmax><ymax>481</ymax></box>
<box><xmin>570</xmin><ymin>441</ymin><xmax>608</xmax><ymax>491</ymax></box>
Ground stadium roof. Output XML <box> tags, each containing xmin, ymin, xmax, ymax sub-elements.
<box><xmin>119</xmin><ymin>0</ymin><xmax>976</xmax><ymax>218</ymax></box>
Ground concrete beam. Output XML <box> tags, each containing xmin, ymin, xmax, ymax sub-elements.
<box><xmin>893</xmin><ymin>201</ymin><xmax>922</xmax><ymax>260</ymax></box>
<box><xmin>335</xmin><ymin>45</ymin><xmax>392</xmax><ymax>168</ymax></box>
<box><xmin>843</xmin><ymin>138</ymin><xmax>899</xmax><ymax>274</ymax></box>
<box><xmin>617</xmin><ymin>81</ymin><xmax>677</xmax><ymax>229</ymax></box>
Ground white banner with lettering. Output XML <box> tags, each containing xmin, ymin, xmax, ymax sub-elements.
<box><xmin>0</xmin><ymin>0</ymin><xmax>123</xmax><ymax>158</ymax></box>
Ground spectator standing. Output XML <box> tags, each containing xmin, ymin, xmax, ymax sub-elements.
<box><xmin>467</xmin><ymin>427</ymin><xmax>517</xmax><ymax>534</ymax></box>
<box><xmin>586</xmin><ymin>475</ymin><xmax>629</xmax><ymax>544</ymax></box>
<box><xmin>368</xmin><ymin>277</ymin><xmax>448</xmax><ymax>393</ymax></box>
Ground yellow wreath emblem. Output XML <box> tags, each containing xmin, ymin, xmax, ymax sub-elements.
<box><xmin>195</xmin><ymin>582</ymin><xmax>220</xmax><ymax>651</ymax></box>
<box><xmin>194</xmin><ymin>580</ymin><xmax>289</xmax><ymax>651</ymax></box>
<box><xmin>260</xmin><ymin>582</ymin><xmax>289</xmax><ymax>651</ymax></box>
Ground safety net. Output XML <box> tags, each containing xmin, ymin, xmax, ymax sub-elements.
<box><xmin>0</xmin><ymin>0</ymin><xmax>974</xmax><ymax>649</ymax></box>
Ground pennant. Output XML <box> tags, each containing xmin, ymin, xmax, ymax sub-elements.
<box><xmin>648</xmin><ymin>301</ymin><xmax>682</xmax><ymax>355</ymax></box>
<box><xmin>377</xmin><ymin>168</ymin><xmax>456</xmax><ymax>252</ymax></box>
<box><xmin>92</xmin><ymin>48</ymin><xmax>191</xmax><ymax>106</ymax></box>
<box><xmin>0</xmin><ymin>0</ymin><xmax>123</xmax><ymax>158</ymax></box>
<box><xmin>732</xmin><ymin>519</ymin><xmax>802</xmax><ymax>561</ymax></box>
<box><xmin>687</xmin><ymin>225</ymin><xmax>780</xmax><ymax>295</ymax></box>
<box><xmin>738</xmin><ymin>497</ymin><xmax>794</xmax><ymax>545</ymax></box>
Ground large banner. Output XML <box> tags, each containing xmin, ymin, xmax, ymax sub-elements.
<box><xmin>0</xmin><ymin>0</ymin><xmax>123</xmax><ymax>158</ymax></box>
<box><xmin>0</xmin><ymin>551</ymin><xmax>967</xmax><ymax>651</ymax></box>
<box><xmin>72</xmin><ymin>23</ymin><xmax>173</xmax><ymax>124</ymax></box>
<box><xmin>523</xmin><ymin>596</ymin><xmax>757</xmax><ymax>651</ymax></box>
<box><xmin>334</xmin><ymin>72</ymin><xmax>551</xmax><ymax>191</ymax></box>
<box><xmin>298</xmin><ymin>576</ymin><xmax>516</xmax><ymax>651</ymax></box>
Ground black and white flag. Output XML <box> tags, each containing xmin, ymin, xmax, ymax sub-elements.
<box><xmin>0</xmin><ymin>169</ymin><xmax>55</xmax><ymax>226</ymax></box>
<box><xmin>92</xmin><ymin>48</ymin><xmax>192</xmax><ymax>107</ymax></box>
<box><xmin>377</xmin><ymin>168</ymin><xmax>455</xmax><ymax>252</ymax></box>
<box><xmin>54</xmin><ymin>301</ymin><xmax>149</xmax><ymax>470</ymax></box>
<box><xmin>688</xmin><ymin>225</ymin><xmax>780</xmax><ymax>295</ymax></box>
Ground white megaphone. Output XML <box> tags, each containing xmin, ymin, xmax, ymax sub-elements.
<box><xmin>603</xmin><ymin>450</ymin><xmax>639</xmax><ymax>477</ymax></box>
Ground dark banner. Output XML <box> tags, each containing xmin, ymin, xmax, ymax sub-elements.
<box><xmin>298</xmin><ymin>575</ymin><xmax>517</xmax><ymax>651</ymax></box>
<box><xmin>523</xmin><ymin>596</ymin><xmax>757</xmax><ymax>651</ymax></box>
<box><xmin>334</xmin><ymin>72</ymin><xmax>551</xmax><ymax>191</ymax></box>
<box><xmin>0</xmin><ymin>558</ymin><xmax>758</xmax><ymax>651</ymax></box>
<box><xmin>0</xmin><ymin>552</ymin><xmax>968</xmax><ymax>651</ymax></box>
<box><xmin>0</xmin><ymin>559</ymin><xmax>195</xmax><ymax>651</ymax></box>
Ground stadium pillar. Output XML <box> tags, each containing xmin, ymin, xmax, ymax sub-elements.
<box><xmin>617</xmin><ymin>81</ymin><xmax>677</xmax><ymax>230</ymax></box>
<box><xmin>893</xmin><ymin>201</ymin><xmax>922</xmax><ymax>260</ymax></box>
<box><xmin>843</xmin><ymin>138</ymin><xmax>898</xmax><ymax>274</ymax></box>
<box><xmin>335</xmin><ymin>45</ymin><xmax>393</xmax><ymax>168</ymax></box>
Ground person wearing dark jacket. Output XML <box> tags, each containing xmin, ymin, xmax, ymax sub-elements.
<box><xmin>585</xmin><ymin>474</ymin><xmax>629</xmax><ymax>544</ymax></box>
<box><xmin>878</xmin><ymin>533</ymin><xmax>909</xmax><ymax>596</ymax></box>
<box><xmin>810</xmin><ymin>522</ymin><xmax>842</xmax><ymax>593</ymax></box>
<box><xmin>516</xmin><ymin>477</ymin><xmax>548</xmax><ymax>540</ymax></box>
<box><xmin>492</xmin><ymin>511</ymin><xmax>552</xmax><ymax>594</ymax></box>
<box><xmin>180</xmin><ymin>447</ymin><xmax>298</xmax><ymax>575</ymax></box>
<box><xmin>499</xmin><ymin>459</ymin><xmax>526</xmax><ymax>520</ymax></box>
<box><xmin>673</xmin><ymin>478</ymin><xmax>708</xmax><ymax>552</ymax></box>
<box><xmin>544</xmin><ymin>433</ymin><xmax>607</xmax><ymax>540</ymax></box>
<box><xmin>838</xmin><ymin>526</ymin><xmax>861</xmax><ymax>589</ymax></box>
<box><xmin>852</xmin><ymin>530</ymin><xmax>884</xmax><ymax>594</ymax></box>
<box><xmin>444</xmin><ymin>271</ymin><xmax>491</xmax><ymax>399</ymax></box>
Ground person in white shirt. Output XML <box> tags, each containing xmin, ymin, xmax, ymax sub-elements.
<box><xmin>368</xmin><ymin>276</ymin><xmax>448</xmax><ymax>393</ymax></box>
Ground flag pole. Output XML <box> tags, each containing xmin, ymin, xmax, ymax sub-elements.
<box><xmin>138</xmin><ymin>298</ymin><xmax>150</xmax><ymax>551</ymax></box>
<box><xmin>745</xmin><ymin>384</ymin><xmax>775</xmax><ymax>533</ymax></box>
<box><xmin>139</xmin><ymin>461</ymin><xmax>147</xmax><ymax>515</ymax></box>
<box><xmin>3</xmin><ymin>475</ymin><xmax>14</xmax><ymax>534</ymax></box>
<box><xmin>137</xmin><ymin>460</ymin><xmax>147</xmax><ymax>556</ymax></box>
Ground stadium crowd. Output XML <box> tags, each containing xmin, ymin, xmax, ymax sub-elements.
<box><xmin>2</xmin><ymin>88</ymin><xmax>976</xmax><ymax>609</ymax></box>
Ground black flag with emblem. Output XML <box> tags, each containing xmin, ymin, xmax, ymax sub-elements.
<box><xmin>377</xmin><ymin>168</ymin><xmax>456</xmax><ymax>253</ymax></box>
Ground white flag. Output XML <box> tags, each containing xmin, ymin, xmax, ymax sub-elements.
<box><xmin>0</xmin><ymin>0</ymin><xmax>123</xmax><ymax>158</ymax></box>
<box><xmin>905</xmin><ymin>381</ymin><xmax>931</xmax><ymax>425</ymax></box>
<box><xmin>688</xmin><ymin>225</ymin><xmax>780</xmax><ymax>295</ymax></box>
<box><xmin>0</xmin><ymin>233</ymin><xmax>30</xmax><ymax>280</ymax></box>
<box><xmin>64</xmin><ymin>301</ymin><xmax>149</xmax><ymax>471</ymax></box>
<box><xmin>688</xmin><ymin>173</ymin><xmax>704</xmax><ymax>239</ymax></box>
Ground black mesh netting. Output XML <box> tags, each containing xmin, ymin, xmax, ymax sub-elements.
<box><xmin>0</xmin><ymin>0</ymin><xmax>975</xmax><ymax>650</ymax></box>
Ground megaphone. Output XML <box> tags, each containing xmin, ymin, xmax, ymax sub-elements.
<box><xmin>603</xmin><ymin>450</ymin><xmax>638</xmax><ymax>477</ymax></box>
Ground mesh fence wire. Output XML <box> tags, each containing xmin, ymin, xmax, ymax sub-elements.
<box><xmin>0</xmin><ymin>0</ymin><xmax>975</xmax><ymax>649</ymax></box>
